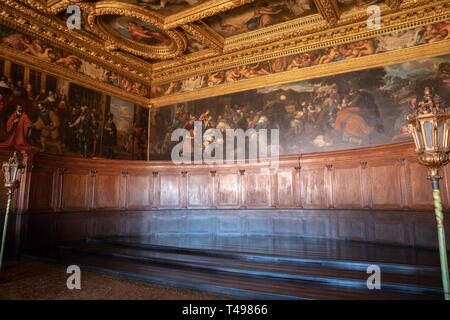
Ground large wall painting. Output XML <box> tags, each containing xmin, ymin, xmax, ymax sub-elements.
<box><xmin>151</xmin><ymin>21</ymin><xmax>450</xmax><ymax>98</ymax></box>
<box><xmin>148</xmin><ymin>54</ymin><xmax>449</xmax><ymax>159</ymax></box>
<box><xmin>0</xmin><ymin>60</ymin><xmax>149</xmax><ymax>160</ymax></box>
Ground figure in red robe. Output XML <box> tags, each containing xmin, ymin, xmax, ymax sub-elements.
<box><xmin>0</xmin><ymin>104</ymin><xmax>38</xmax><ymax>151</ymax></box>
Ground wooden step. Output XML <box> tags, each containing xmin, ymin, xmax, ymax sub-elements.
<box><xmin>56</xmin><ymin>241</ymin><xmax>443</xmax><ymax>296</ymax></box>
<box><xmin>88</xmin><ymin>236</ymin><xmax>442</xmax><ymax>275</ymax></box>
<box><xmin>22</xmin><ymin>250</ymin><xmax>442</xmax><ymax>300</ymax></box>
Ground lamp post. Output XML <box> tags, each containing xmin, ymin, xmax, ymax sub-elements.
<box><xmin>0</xmin><ymin>151</ymin><xmax>25</xmax><ymax>270</ymax></box>
<box><xmin>407</xmin><ymin>87</ymin><xmax>450</xmax><ymax>300</ymax></box>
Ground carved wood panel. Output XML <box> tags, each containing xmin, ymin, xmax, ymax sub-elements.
<box><xmin>95</xmin><ymin>174</ymin><xmax>120</xmax><ymax>210</ymax></box>
<box><xmin>217</xmin><ymin>173</ymin><xmax>239</xmax><ymax>207</ymax></box>
<box><xmin>187</xmin><ymin>173</ymin><xmax>210</xmax><ymax>208</ymax></box>
<box><xmin>245</xmin><ymin>171</ymin><xmax>270</xmax><ymax>207</ymax></box>
<box><xmin>300</xmin><ymin>168</ymin><xmax>327</xmax><ymax>208</ymax></box>
<box><xmin>126</xmin><ymin>175</ymin><xmax>152</xmax><ymax>210</ymax></box>
<box><xmin>333</xmin><ymin>166</ymin><xmax>362</xmax><ymax>209</ymax></box>
<box><xmin>370</xmin><ymin>163</ymin><xmax>402</xmax><ymax>209</ymax></box>
<box><xmin>277</xmin><ymin>169</ymin><xmax>295</xmax><ymax>207</ymax></box>
<box><xmin>408</xmin><ymin>162</ymin><xmax>435</xmax><ymax>210</ymax></box>
<box><xmin>159</xmin><ymin>174</ymin><xmax>181</xmax><ymax>208</ymax></box>
<box><xmin>61</xmin><ymin>171</ymin><xmax>89</xmax><ymax>211</ymax></box>
<box><xmin>29</xmin><ymin>167</ymin><xmax>54</xmax><ymax>212</ymax></box>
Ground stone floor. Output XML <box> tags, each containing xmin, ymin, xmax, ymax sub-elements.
<box><xmin>0</xmin><ymin>259</ymin><xmax>231</xmax><ymax>300</ymax></box>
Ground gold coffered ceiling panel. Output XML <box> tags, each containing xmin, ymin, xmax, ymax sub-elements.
<box><xmin>2</xmin><ymin>0</ymin><xmax>449</xmax><ymax>105</ymax></box>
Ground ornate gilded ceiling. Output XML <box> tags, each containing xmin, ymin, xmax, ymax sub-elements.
<box><xmin>0</xmin><ymin>0</ymin><xmax>448</xmax><ymax>106</ymax></box>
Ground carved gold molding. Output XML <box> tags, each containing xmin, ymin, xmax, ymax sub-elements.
<box><xmin>44</xmin><ymin>0</ymin><xmax>258</xmax><ymax>29</ymax></box>
<box><xmin>151</xmin><ymin>0</ymin><xmax>450</xmax><ymax>85</ymax></box>
<box><xmin>5</xmin><ymin>0</ymin><xmax>448</xmax><ymax>94</ymax></box>
<box><xmin>164</xmin><ymin>0</ymin><xmax>257</xmax><ymax>30</ymax></box>
<box><xmin>385</xmin><ymin>0</ymin><xmax>403</xmax><ymax>10</ymax></box>
<box><xmin>86</xmin><ymin>1</ymin><xmax>187</xmax><ymax>60</ymax></box>
<box><xmin>152</xmin><ymin>0</ymin><xmax>438</xmax><ymax>75</ymax></box>
<box><xmin>0</xmin><ymin>44</ymin><xmax>149</xmax><ymax>106</ymax></box>
<box><xmin>313</xmin><ymin>0</ymin><xmax>340</xmax><ymax>24</ymax></box>
<box><xmin>149</xmin><ymin>40</ymin><xmax>450</xmax><ymax>107</ymax></box>
<box><xmin>181</xmin><ymin>22</ymin><xmax>224</xmax><ymax>52</ymax></box>
<box><xmin>0</xmin><ymin>0</ymin><xmax>152</xmax><ymax>84</ymax></box>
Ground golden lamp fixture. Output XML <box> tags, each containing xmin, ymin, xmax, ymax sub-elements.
<box><xmin>407</xmin><ymin>87</ymin><xmax>450</xmax><ymax>300</ymax></box>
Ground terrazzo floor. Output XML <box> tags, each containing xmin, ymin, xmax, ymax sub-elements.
<box><xmin>0</xmin><ymin>259</ymin><xmax>231</xmax><ymax>300</ymax></box>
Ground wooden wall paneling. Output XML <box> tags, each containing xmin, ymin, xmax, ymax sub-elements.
<box><xmin>151</xmin><ymin>171</ymin><xmax>160</xmax><ymax>209</ymax></box>
<box><xmin>407</xmin><ymin>160</ymin><xmax>435</xmax><ymax>211</ymax></box>
<box><xmin>300</xmin><ymin>165</ymin><xmax>327</xmax><ymax>209</ymax></box>
<box><xmin>53</xmin><ymin>168</ymin><xmax>65</xmax><ymax>211</ymax></box>
<box><xmin>119</xmin><ymin>172</ymin><xmax>128</xmax><ymax>210</ymax></box>
<box><xmin>245</xmin><ymin>169</ymin><xmax>270</xmax><ymax>208</ymax></box>
<box><xmin>29</xmin><ymin>166</ymin><xmax>55</xmax><ymax>212</ymax></box>
<box><xmin>369</xmin><ymin>160</ymin><xmax>402</xmax><ymax>210</ymax></box>
<box><xmin>239</xmin><ymin>170</ymin><xmax>246</xmax><ymax>208</ymax></box>
<box><xmin>325</xmin><ymin>164</ymin><xmax>334</xmax><ymax>209</ymax></box>
<box><xmin>276</xmin><ymin>168</ymin><xmax>295</xmax><ymax>208</ymax></box>
<box><xmin>371</xmin><ymin>211</ymin><xmax>414</xmax><ymax>246</ymax></box>
<box><xmin>94</xmin><ymin>172</ymin><xmax>121</xmax><ymax>210</ymax></box>
<box><xmin>294</xmin><ymin>165</ymin><xmax>302</xmax><ymax>208</ymax></box>
<box><xmin>159</xmin><ymin>172</ymin><xmax>182</xmax><ymax>208</ymax></box>
<box><xmin>359</xmin><ymin>161</ymin><xmax>372</xmax><ymax>209</ymax></box>
<box><xmin>397</xmin><ymin>158</ymin><xmax>412</xmax><ymax>209</ymax></box>
<box><xmin>217</xmin><ymin>172</ymin><xmax>240</xmax><ymax>208</ymax></box>
<box><xmin>88</xmin><ymin>170</ymin><xmax>96</xmax><ymax>210</ymax></box>
<box><xmin>335</xmin><ymin>210</ymin><xmax>370</xmax><ymax>242</ymax></box>
<box><xmin>126</xmin><ymin>174</ymin><xmax>152</xmax><ymax>210</ymax></box>
<box><xmin>61</xmin><ymin>169</ymin><xmax>90</xmax><ymax>211</ymax></box>
<box><xmin>187</xmin><ymin>172</ymin><xmax>210</xmax><ymax>208</ymax></box>
<box><xmin>209</xmin><ymin>171</ymin><xmax>217</xmax><ymax>208</ymax></box>
<box><xmin>269</xmin><ymin>168</ymin><xmax>277</xmax><ymax>208</ymax></box>
<box><xmin>56</xmin><ymin>212</ymin><xmax>89</xmax><ymax>242</ymax></box>
<box><xmin>181</xmin><ymin>171</ymin><xmax>188</xmax><ymax>209</ymax></box>
<box><xmin>332</xmin><ymin>163</ymin><xmax>362</xmax><ymax>209</ymax></box>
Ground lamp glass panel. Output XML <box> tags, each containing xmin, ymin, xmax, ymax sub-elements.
<box><xmin>438</xmin><ymin>120</ymin><xmax>445</xmax><ymax>148</ymax></box>
<box><xmin>423</xmin><ymin>121</ymin><xmax>433</xmax><ymax>148</ymax></box>
<box><xmin>416</xmin><ymin>129</ymin><xmax>424</xmax><ymax>149</ymax></box>
<box><xmin>7</xmin><ymin>167</ymin><xmax>13</xmax><ymax>182</ymax></box>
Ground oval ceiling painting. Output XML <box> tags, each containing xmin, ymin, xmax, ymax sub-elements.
<box><xmin>88</xmin><ymin>2</ymin><xmax>187</xmax><ymax>60</ymax></box>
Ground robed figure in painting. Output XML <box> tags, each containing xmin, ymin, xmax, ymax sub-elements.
<box><xmin>103</xmin><ymin>113</ymin><xmax>117</xmax><ymax>159</ymax></box>
<box><xmin>34</xmin><ymin>103</ymin><xmax>62</xmax><ymax>154</ymax></box>
<box><xmin>116</xmin><ymin>20</ymin><xmax>169</xmax><ymax>43</ymax></box>
<box><xmin>0</xmin><ymin>104</ymin><xmax>38</xmax><ymax>151</ymax></box>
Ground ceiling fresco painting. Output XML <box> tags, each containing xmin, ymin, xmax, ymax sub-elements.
<box><xmin>204</xmin><ymin>0</ymin><xmax>317</xmax><ymax>38</ymax></box>
<box><xmin>337</xmin><ymin>0</ymin><xmax>383</xmax><ymax>13</ymax></box>
<box><xmin>106</xmin><ymin>0</ymin><xmax>210</xmax><ymax>16</ymax></box>
<box><xmin>104</xmin><ymin>15</ymin><xmax>171</xmax><ymax>45</ymax></box>
<box><xmin>0</xmin><ymin>0</ymin><xmax>447</xmax><ymax>107</ymax></box>
<box><xmin>150</xmin><ymin>21</ymin><xmax>450</xmax><ymax>98</ymax></box>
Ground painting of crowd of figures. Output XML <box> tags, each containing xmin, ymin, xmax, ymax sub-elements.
<box><xmin>0</xmin><ymin>58</ymin><xmax>149</xmax><ymax>160</ymax></box>
<box><xmin>149</xmin><ymin>54</ymin><xmax>450</xmax><ymax>160</ymax></box>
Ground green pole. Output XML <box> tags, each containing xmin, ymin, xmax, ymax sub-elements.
<box><xmin>431</xmin><ymin>180</ymin><xmax>450</xmax><ymax>300</ymax></box>
<box><xmin>0</xmin><ymin>192</ymin><xmax>12</xmax><ymax>270</ymax></box>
